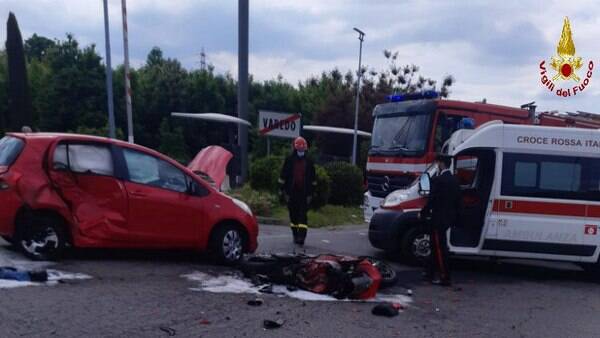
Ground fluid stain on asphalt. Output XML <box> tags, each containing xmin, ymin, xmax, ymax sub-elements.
<box><xmin>181</xmin><ymin>271</ymin><xmax>412</xmax><ymax>305</ymax></box>
<box><xmin>0</xmin><ymin>247</ymin><xmax>92</xmax><ymax>289</ymax></box>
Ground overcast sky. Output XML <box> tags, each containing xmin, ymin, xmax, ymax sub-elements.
<box><xmin>1</xmin><ymin>0</ymin><xmax>599</xmax><ymax>113</ymax></box>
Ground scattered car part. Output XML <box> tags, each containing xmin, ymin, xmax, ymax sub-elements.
<box><xmin>263</xmin><ymin>319</ymin><xmax>284</xmax><ymax>329</ymax></box>
<box><xmin>371</xmin><ymin>302</ymin><xmax>400</xmax><ymax>317</ymax></box>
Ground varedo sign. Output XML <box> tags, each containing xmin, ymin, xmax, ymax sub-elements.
<box><xmin>258</xmin><ymin>110</ymin><xmax>301</xmax><ymax>138</ymax></box>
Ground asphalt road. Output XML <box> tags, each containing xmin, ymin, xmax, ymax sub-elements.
<box><xmin>1</xmin><ymin>224</ymin><xmax>600</xmax><ymax>337</ymax></box>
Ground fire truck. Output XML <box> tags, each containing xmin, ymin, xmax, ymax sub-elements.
<box><xmin>364</xmin><ymin>92</ymin><xmax>535</xmax><ymax>222</ymax></box>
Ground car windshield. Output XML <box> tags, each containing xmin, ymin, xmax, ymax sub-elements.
<box><xmin>370</xmin><ymin>112</ymin><xmax>432</xmax><ymax>156</ymax></box>
<box><xmin>0</xmin><ymin>136</ymin><xmax>25</xmax><ymax>166</ymax></box>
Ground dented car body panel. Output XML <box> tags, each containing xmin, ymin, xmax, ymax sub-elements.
<box><xmin>0</xmin><ymin>133</ymin><xmax>258</xmax><ymax>253</ymax></box>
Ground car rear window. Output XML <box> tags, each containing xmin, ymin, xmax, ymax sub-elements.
<box><xmin>0</xmin><ymin>136</ymin><xmax>25</xmax><ymax>166</ymax></box>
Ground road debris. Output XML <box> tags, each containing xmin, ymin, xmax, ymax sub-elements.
<box><xmin>183</xmin><ymin>271</ymin><xmax>411</xmax><ymax>305</ymax></box>
<box><xmin>0</xmin><ymin>248</ymin><xmax>91</xmax><ymax>289</ymax></box>
<box><xmin>159</xmin><ymin>326</ymin><xmax>176</xmax><ymax>336</ymax></box>
<box><xmin>263</xmin><ymin>319</ymin><xmax>285</xmax><ymax>329</ymax></box>
<box><xmin>247</xmin><ymin>298</ymin><xmax>264</xmax><ymax>306</ymax></box>
<box><xmin>372</xmin><ymin>302</ymin><xmax>401</xmax><ymax>317</ymax></box>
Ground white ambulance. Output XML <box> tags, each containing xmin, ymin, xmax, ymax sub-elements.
<box><xmin>369</xmin><ymin>121</ymin><xmax>600</xmax><ymax>272</ymax></box>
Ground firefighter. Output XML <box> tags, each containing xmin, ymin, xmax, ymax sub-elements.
<box><xmin>421</xmin><ymin>154</ymin><xmax>461</xmax><ymax>286</ymax></box>
<box><xmin>279</xmin><ymin>137</ymin><xmax>316</xmax><ymax>246</ymax></box>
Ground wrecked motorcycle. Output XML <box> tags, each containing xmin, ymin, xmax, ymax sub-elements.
<box><xmin>240</xmin><ymin>253</ymin><xmax>399</xmax><ymax>300</ymax></box>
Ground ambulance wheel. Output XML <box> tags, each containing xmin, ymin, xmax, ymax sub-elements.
<box><xmin>401</xmin><ymin>227</ymin><xmax>431</xmax><ymax>264</ymax></box>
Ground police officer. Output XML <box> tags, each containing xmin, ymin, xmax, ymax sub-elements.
<box><xmin>279</xmin><ymin>137</ymin><xmax>316</xmax><ymax>246</ymax></box>
<box><xmin>421</xmin><ymin>154</ymin><xmax>461</xmax><ymax>286</ymax></box>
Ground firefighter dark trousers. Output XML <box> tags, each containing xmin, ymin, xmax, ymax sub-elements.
<box><xmin>426</xmin><ymin>228</ymin><xmax>451</xmax><ymax>282</ymax></box>
<box><xmin>288</xmin><ymin>190</ymin><xmax>308</xmax><ymax>244</ymax></box>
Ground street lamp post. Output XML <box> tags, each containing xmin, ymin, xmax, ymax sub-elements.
<box><xmin>121</xmin><ymin>0</ymin><xmax>134</xmax><ymax>143</ymax></box>
<box><xmin>102</xmin><ymin>0</ymin><xmax>116</xmax><ymax>139</ymax></box>
<box><xmin>351</xmin><ymin>27</ymin><xmax>365</xmax><ymax>165</ymax></box>
<box><xmin>238</xmin><ymin>0</ymin><xmax>249</xmax><ymax>185</ymax></box>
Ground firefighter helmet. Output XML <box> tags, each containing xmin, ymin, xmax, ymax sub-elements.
<box><xmin>293</xmin><ymin>137</ymin><xmax>308</xmax><ymax>151</ymax></box>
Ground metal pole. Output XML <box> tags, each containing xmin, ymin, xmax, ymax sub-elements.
<box><xmin>103</xmin><ymin>0</ymin><xmax>116</xmax><ymax>139</ymax></box>
<box><xmin>121</xmin><ymin>0</ymin><xmax>134</xmax><ymax>143</ymax></box>
<box><xmin>238</xmin><ymin>0</ymin><xmax>249</xmax><ymax>184</ymax></box>
<box><xmin>351</xmin><ymin>28</ymin><xmax>364</xmax><ymax>165</ymax></box>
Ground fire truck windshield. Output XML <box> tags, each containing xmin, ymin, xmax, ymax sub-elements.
<box><xmin>370</xmin><ymin>111</ymin><xmax>432</xmax><ymax>156</ymax></box>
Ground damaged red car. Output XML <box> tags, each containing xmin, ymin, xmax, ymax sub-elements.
<box><xmin>0</xmin><ymin>133</ymin><xmax>258</xmax><ymax>264</ymax></box>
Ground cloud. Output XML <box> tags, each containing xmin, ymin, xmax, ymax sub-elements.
<box><xmin>0</xmin><ymin>1</ymin><xmax>599</xmax><ymax>114</ymax></box>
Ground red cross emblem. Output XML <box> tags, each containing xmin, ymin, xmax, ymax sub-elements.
<box><xmin>584</xmin><ymin>224</ymin><xmax>597</xmax><ymax>235</ymax></box>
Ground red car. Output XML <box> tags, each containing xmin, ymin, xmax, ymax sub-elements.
<box><xmin>0</xmin><ymin>133</ymin><xmax>258</xmax><ymax>264</ymax></box>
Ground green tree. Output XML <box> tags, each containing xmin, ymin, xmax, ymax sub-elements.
<box><xmin>5</xmin><ymin>12</ymin><xmax>33</xmax><ymax>131</ymax></box>
<box><xmin>158</xmin><ymin>118</ymin><xmax>188</xmax><ymax>163</ymax></box>
<box><xmin>24</xmin><ymin>34</ymin><xmax>55</xmax><ymax>61</ymax></box>
<box><xmin>0</xmin><ymin>50</ymin><xmax>7</xmax><ymax>133</ymax></box>
<box><xmin>38</xmin><ymin>34</ymin><xmax>106</xmax><ymax>132</ymax></box>
<box><xmin>136</xmin><ymin>47</ymin><xmax>187</xmax><ymax>149</ymax></box>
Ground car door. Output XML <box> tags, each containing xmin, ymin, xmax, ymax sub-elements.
<box><xmin>48</xmin><ymin>141</ymin><xmax>129</xmax><ymax>241</ymax></box>
<box><xmin>120</xmin><ymin>146</ymin><xmax>207</xmax><ymax>246</ymax></box>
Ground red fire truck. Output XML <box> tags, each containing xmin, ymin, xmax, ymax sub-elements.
<box><xmin>363</xmin><ymin>93</ymin><xmax>600</xmax><ymax>223</ymax></box>
<box><xmin>363</xmin><ymin>92</ymin><xmax>535</xmax><ymax>222</ymax></box>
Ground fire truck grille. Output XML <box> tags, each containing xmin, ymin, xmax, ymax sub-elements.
<box><xmin>367</xmin><ymin>173</ymin><xmax>415</xmax><ymax>198</ymax></box>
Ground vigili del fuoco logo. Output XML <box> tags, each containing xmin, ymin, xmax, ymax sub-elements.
<box><xmin>539</xmin><ymin>17</ymin><xmax>593</xmax><ymax>97</ymax></box>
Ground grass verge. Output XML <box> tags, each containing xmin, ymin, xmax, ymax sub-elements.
<box><xmin>272</xmin><ymin>204</ymin><xmax>364</xmax><ymax>228</ymax></box>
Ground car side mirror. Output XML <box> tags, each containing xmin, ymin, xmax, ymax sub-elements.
<box><xmin>187</xmin><ymin>179</ymin><xmax>208</xmax><ymax>197</ymax></box>
<box><xmin>419</xmin><ymin>173</ymin><xmax>431</xmax><ymax>196</ymax></box>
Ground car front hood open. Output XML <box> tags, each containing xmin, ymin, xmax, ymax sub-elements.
<box><xmin>188</xmin><ymin>146</ymin><xmax>233</xmax><ymax>189</ymax></box>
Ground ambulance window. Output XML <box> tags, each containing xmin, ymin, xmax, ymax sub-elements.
<box><xmin>455</xmin><ymin>155</ymin><xmax>478</xmax><ymax>187</ymax></box>
<box><xmin>539</xmin><ymin>162</ymin><xmax>581</xmax><ymax>191</ymax></box>
<box><xmin>502</xmin><ymin>153</ymin><xmax>595</xmax><ymax>201</ymax></box>
<box><xmin>513</xmin><ymin>162</ymin><xmax>537</xmax><ymax>187</ymax></box>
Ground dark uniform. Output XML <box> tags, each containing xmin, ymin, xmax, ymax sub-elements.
<box><xmin>422</xmin><ymin>169</ymin><xmax>461</xmax><ymax>284</ymax></box>
<box><xmin>279</xmin><ymin>151</ymin><xmax>316</xmax><ymax>245</ymax></box>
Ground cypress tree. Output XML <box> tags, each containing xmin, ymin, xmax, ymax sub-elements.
<box><xmin>6</xmin><ymin>12</ymin><xmax>33</xmax><ymax>131</ymax></box>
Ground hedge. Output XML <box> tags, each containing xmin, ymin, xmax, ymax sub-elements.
<box><xmin>324</xmin><ymin>161</ymin><xmax>364</xmax><ymax>206</ymax></box>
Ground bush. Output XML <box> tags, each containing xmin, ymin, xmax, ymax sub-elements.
<box><xmin>249</xmin><ymin>155</ymin><xmax>284</xmax><ymax>193</ymax></box>
<box><xmin>249</xmin><ymin>155</ymin><xmax>332</xmax><ymax>209</ymax></box>
<box><xmin>311</xmin><ymin>165</ymin><xmax>331</xmax><ymax>209</ymax></box>
<box><xmin>324</xmin><ymin>161</ymin><xmax>364</xmax><ymax>206</ymax></box>
<box><xmin>229</xmin><ymin>185</ymin><xmax>278</xmax><ymax>217</ymax></box>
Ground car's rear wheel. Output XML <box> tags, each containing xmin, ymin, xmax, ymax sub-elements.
<box><xmin>210</xmin><ymin>224</ymin><xmax>245</xmax><ymax>265</ymax></box>
<box><xmin>401</xmin><ymin>226</ymin><xmax>431</xmax><ymax>265</ymax></box>
<box><xmin>16</xmin><ymin>215</ymin><xmax>67</xmax><ymax>261</ymax></box>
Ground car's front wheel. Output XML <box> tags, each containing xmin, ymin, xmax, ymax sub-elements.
<box><xmin>16</xmin><ymin>215</ymin><xmax>67</xmax><ymax>261</ymax></box>
<box><xmin>210</xmin><ymin>225</ymin><xmax>245</xmax><ymax>265</ymax></box>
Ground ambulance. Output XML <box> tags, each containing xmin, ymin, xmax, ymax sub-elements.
<box><xmin>368</xmin><ymin>121</ymin><xmax>600</xmax><ymax>273</ymax></box>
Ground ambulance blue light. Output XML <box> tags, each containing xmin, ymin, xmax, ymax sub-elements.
<box><xmin>385</xmin><ymin>90</ymin><xmax>439</xmax><ymax>102</ymax></box>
